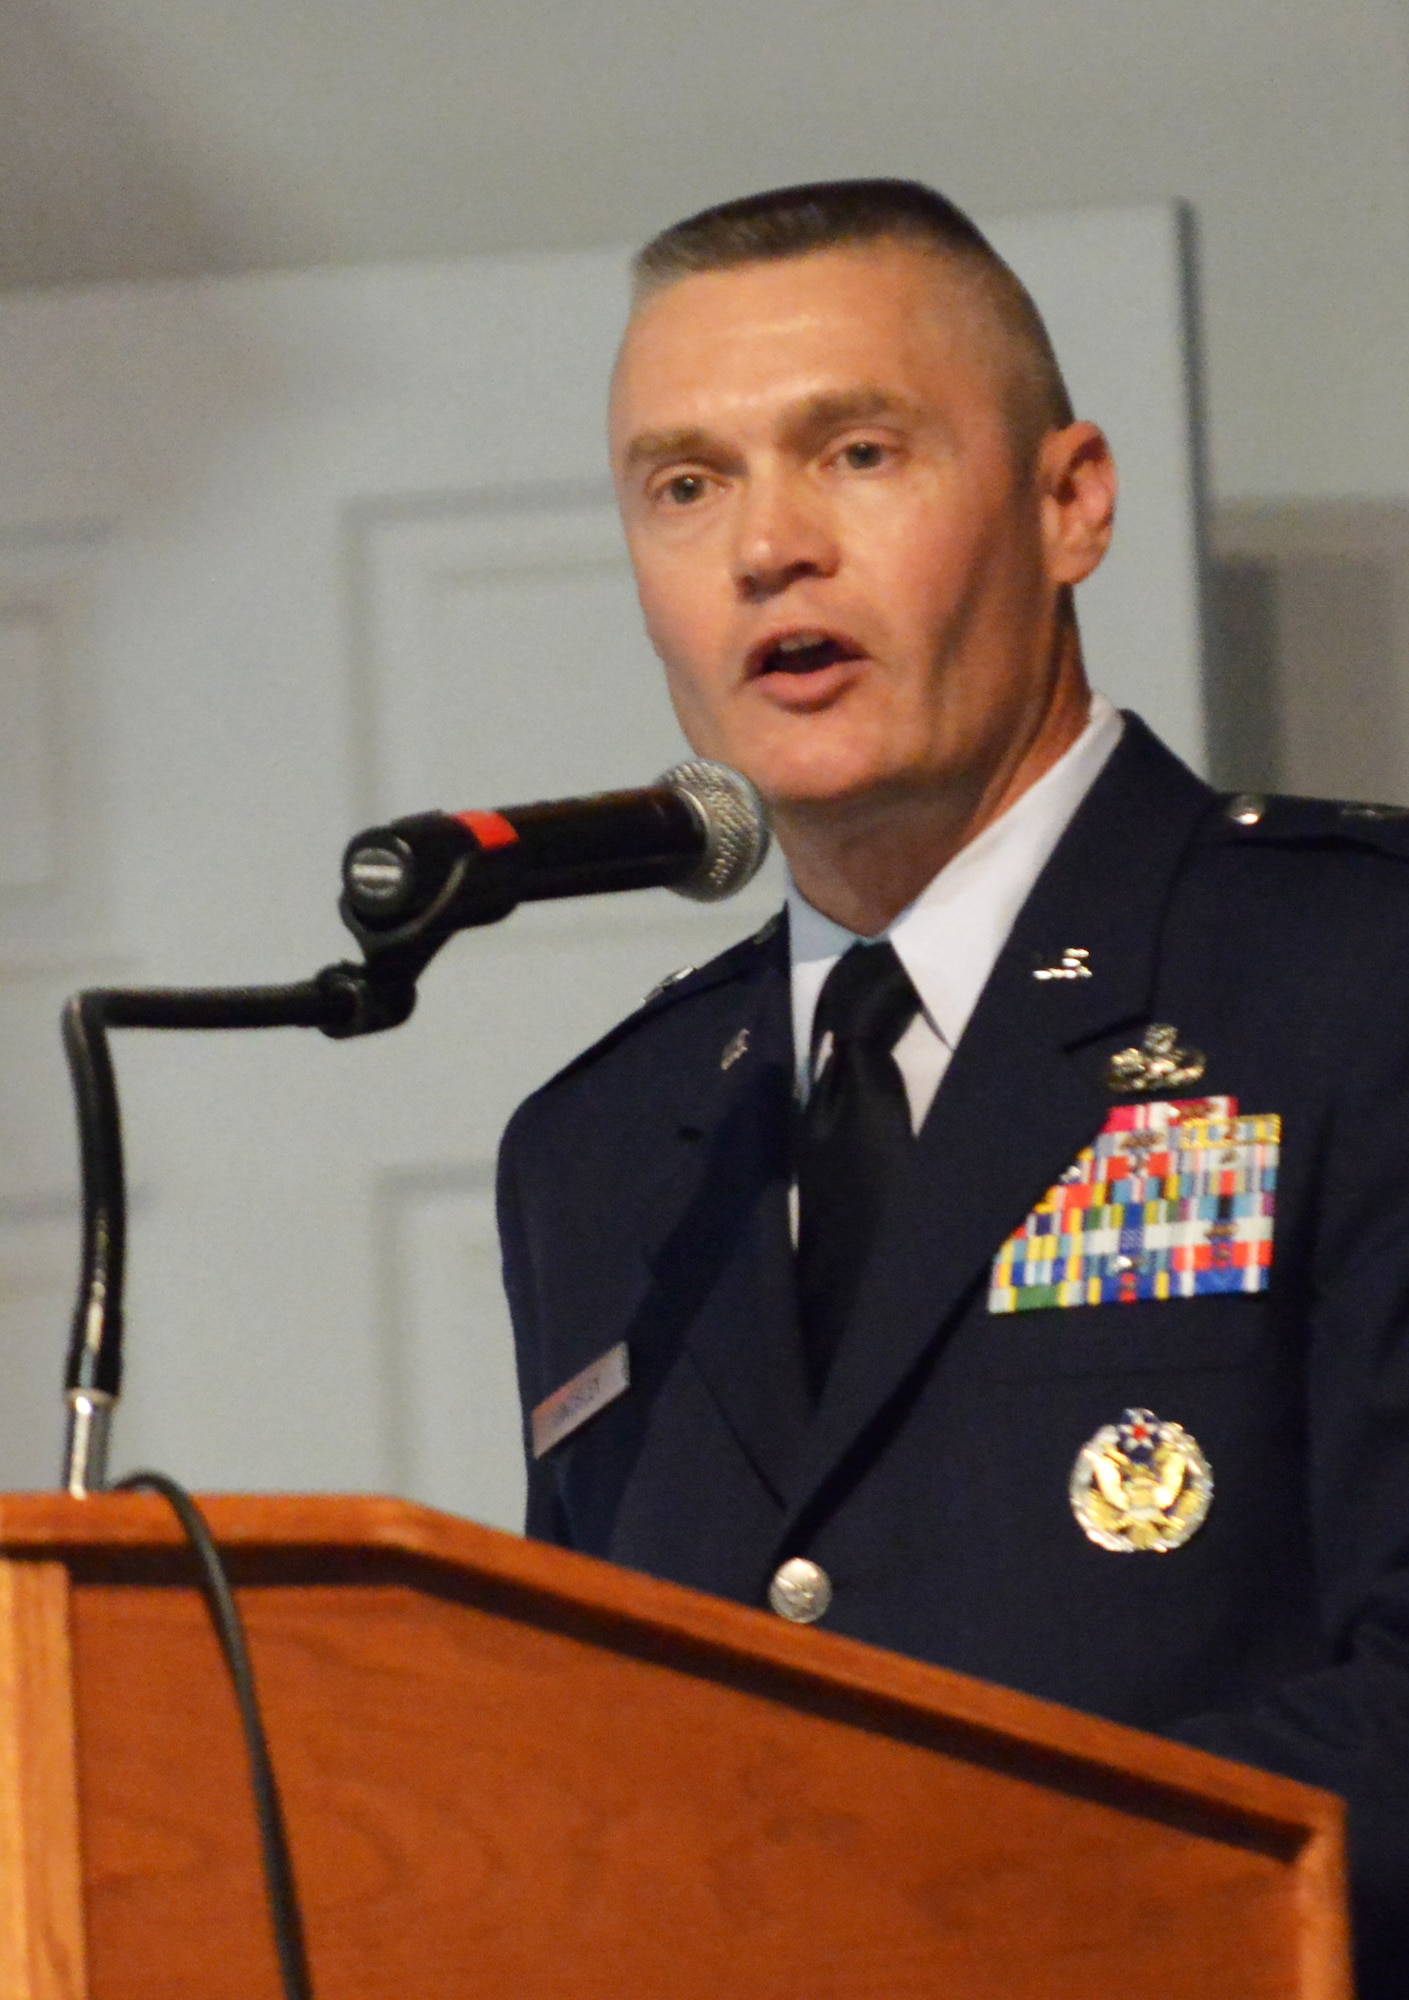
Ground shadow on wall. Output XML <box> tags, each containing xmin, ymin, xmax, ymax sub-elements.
<box><xmin>0</xmin><ymin>0</ymin><xmax>252</xmax><ymax>288</ymax></box>
<box><xmin>1206</xmin><ymin>505</ymin><xmax>1409</xmax><ymax>805</ymax></box>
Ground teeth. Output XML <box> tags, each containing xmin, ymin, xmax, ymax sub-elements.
<box><xmin>776</xmin><ymin>632</ymin><xmax>828</xmax><ymax>653</ymax></box>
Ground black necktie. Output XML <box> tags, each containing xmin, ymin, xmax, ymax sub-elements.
<box><xmin>795</xmin><ymin>940</ymin><xmax>921</xmax><ymax>1399</ymax></box>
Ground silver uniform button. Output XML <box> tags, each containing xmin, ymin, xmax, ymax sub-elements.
<box><xmin>768</xmin><ymin>1557</ymin><xmax>832</xmax><ymax>1624</ymax></box>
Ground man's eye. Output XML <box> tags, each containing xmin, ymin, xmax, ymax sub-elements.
<box><xmin>662</xmin><ymin>472</ymin><xmax>708</xmax><ymax>505</ymax></box>
<box><xmin>840</xmin><ymin>440</ymin><xmax>886</xmax><ymax>470</ymax></box>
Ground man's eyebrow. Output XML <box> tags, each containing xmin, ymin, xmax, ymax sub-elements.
<box><xmin>621</xmin><ymin>389</ymin><xmax>928</xmax><ymax>474</ymax></box>
<box><xmin>622</xmin><ymin>427</ymin><xmax>729</xmax><ymax>472</ymax></box>
<box><xmin>781</xmin><ymin>387</ymin><xmax>926</xmax><ymax>448</ymax></box>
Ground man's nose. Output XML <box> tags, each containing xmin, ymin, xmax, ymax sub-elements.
<box><xmin>731</xmin><ymin>472</ymin><xmax>839</xmax><ymax>601</ymax></box>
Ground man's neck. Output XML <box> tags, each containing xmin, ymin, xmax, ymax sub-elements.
<box><xmin>777</xmin><ymin>648</ymin><xmax>1091</xmax><ymax>937</ymax></box>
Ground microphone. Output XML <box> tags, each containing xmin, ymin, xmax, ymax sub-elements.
<box><xmin>339</xmin><ymin>760</ymin><xmax>771</xmax><ymax>960</ymax></box>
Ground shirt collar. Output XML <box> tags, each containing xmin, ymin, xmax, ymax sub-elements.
<box><xmin>786</xmin><ymin>692</ymin><xmax>1125</xmax><ymax>1076</ymax></box>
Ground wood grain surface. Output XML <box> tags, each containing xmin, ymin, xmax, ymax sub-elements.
<box><xmin>0</xmin><ymin>1493</ymin><xmax>1353</xmax><ymax>1999</ymax></box>
<box><xmin>0</xmin><ymin>1558</ymin><xmax>89</xmax><ymax>1999</ymax></box>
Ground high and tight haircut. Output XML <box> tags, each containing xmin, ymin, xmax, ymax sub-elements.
<box><xmin>632</xmin><ymin>179</ymin><xmax>1075</xmax><ymax>454</ymax></box>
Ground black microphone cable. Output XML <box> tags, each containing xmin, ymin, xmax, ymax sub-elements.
<box><xmin>112</xmin><ymin>1470</ymin><xmax>314</xmax><ymax>2000</ymax></box>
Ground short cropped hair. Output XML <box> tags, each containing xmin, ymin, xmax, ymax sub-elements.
<box><xmin>632</xmin><ymin>179</ymin><xmax>1075</xmax><ymax>453</ymax></box>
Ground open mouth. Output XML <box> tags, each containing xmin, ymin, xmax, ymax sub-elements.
<box><xmin>750</xmin><ymin>629</ymin><xmax>866</xmax><ymax>678</ymax></box>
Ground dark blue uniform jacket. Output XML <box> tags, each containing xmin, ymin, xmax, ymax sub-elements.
<box><xmin>498</xmin><ymin>716</ymin><xmax>1409</xmax><ymax>1991</ymax></box>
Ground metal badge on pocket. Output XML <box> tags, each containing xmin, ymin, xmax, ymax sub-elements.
<box><xmin>1070</xmin><ymin>1407</ymin><xmax>1213</xmax><ymax>1552</ymax></box>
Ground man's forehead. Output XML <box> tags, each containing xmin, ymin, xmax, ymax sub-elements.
<box><xmin>623</xmin><ymin>243</ymin><xmax>971</xmax><ymax>352</ymax></box>
<box><xmin>611</xmin><ymin>247</ymin><xmax>994</xmax><ymax>442</ymax></box>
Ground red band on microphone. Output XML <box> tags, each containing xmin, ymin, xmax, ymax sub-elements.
<box><xmin>455</xmin><ymin>810</ymin><xmax>519</xmax><ymax>851</ymax></box>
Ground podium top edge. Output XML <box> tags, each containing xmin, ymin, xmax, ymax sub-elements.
<box><xmin>0</xmin><ymin>1488</ymin><xmax>1343</xmax><ymax>1848</ymax></box>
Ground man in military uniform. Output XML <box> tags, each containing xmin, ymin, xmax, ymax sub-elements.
<box><xmin>497</xmin><ymin>181</ymin><xmax>1409</xmax><ymax>1990</ymax></box>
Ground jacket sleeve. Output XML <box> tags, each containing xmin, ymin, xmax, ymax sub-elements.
<box><xmin>1167</xmin><ymin>999</ymin><xmax>1409</xmax><ymax>1996</ymax></box>
<box><xmin>496</xmin><ymin>1107</ymin><xmax>570</xmax><ymax>1546</ymax></box>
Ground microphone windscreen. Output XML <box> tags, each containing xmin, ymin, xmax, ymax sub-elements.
<box><xmin>660</xmin><ymin>761</ymin><xmax>771</xmax><ymax>903</ymax></box>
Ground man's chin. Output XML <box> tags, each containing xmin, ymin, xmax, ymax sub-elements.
<box><xmin>700</xmin><ymin>711</ymin><xmax>917</xmax><ymax>819</ymax></box>
<box><xmin>744</xmin><ymin>753</ymin><xmax>907</xmax><ymax>820</ymax></box>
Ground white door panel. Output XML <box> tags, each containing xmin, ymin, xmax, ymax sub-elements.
<box><xmin>356</xmin><ymin>489</ymin><xmax>685</xmax><ymax>818</ymax></box>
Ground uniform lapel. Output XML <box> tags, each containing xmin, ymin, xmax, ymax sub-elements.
<box><xmin>628</xmin><ymin>921</ymin><xmax>811</xmax><ymax>1505</ymax></box>
<box><xmin>775</xmin><ymin>719</ymin><xmax>1218</xmax><ymax>1542</ymax></box>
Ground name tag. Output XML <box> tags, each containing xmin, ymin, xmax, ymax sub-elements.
<box><xmin>989</xmin><ymin>1096</ymin><xmax>1279</xmax><ymax>1314</ymax></box>
<box><xmin>531</xmin><ymin>1342</ymin><xmax>631</xmax><ymax>1459</ymax></box>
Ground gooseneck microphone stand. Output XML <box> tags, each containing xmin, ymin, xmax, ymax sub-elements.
<box><xmin>57</xmin><ymin>811</ymin><xmax>480</xmax><ymax>1496</ymax></box>
<box><xmin>58</xmin><ymin>780</ymin><xmax>528</xmax><ymax>1497</ymax></box>
<box><xmin>59</xmin><ymin>961</ymin><xmax>414</xmax><ymax>1496</ymax></box>
<box><xmin>59</xmin><ymin>786</ymin><xmax>528</xmax><ymax>1495</ymax></box>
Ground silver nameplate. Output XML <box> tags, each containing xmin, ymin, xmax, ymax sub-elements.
<box><xmin>531</xmin><ymin>1342</ymin><xmax>630</xmax><ymax>1460</ymax></box>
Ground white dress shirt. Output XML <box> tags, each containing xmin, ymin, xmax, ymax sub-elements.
<box><xmin>788</xmin><ymin>691</ymin><xmax>1125</xmax><ymax>1133</ymax></box>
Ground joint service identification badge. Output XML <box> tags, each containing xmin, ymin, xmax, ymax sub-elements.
<box><xmin>1070</xmin><ymin>1407</ymin><xmax>1213</xmax><ymax>1552</ymax></box>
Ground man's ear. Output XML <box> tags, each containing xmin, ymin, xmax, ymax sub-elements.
<box><xmin>1039</xmin><ymin>422</ymin><xmax>1117</xmax><ymax>586</ymax></box>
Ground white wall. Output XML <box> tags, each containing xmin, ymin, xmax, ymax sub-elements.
<box><xmin>7</xmin><ymin>4</ymin><xmax>1409</xmax><ymax>805</ymax></box>
<box><xmin>3</xmin><ymin>0</ymin><xmax>1406</xmax><ymax>517</ymax></box>
<box><xmin>7</xmin><ymin>2</ymin><xmax>1408</xmax><ymax>805</ymax></box>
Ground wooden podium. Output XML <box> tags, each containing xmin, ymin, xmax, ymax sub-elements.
<box><xmin>0</xmin><ymin>1493</ymin><xmax>1350</xmax><ymax>2000</ymax></box>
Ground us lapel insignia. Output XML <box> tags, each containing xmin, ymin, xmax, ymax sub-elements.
<box><xmin>989</xmin><ymin>1096</ymin><xmax>1280</xmax><ymax>1313</ymax></box>
<box><xmin>1070</xmin><ymin>1406</ymin><xmax>1213</xmax><ymax>1552</ymax></box>
<box><xmin>643</xmin><ymin>966</ymin><xmax>695</xmax><ymax>1003</ymax></box>
<box><xmin>720</xmin><ymin>1028</ymin><xmax>750</xmax><ymax>1071</ymax></box>
<box><xmin>1107</xmin><ymin>1022</ymin><xmax>1206</xmax><ymax>1093</ymax></box>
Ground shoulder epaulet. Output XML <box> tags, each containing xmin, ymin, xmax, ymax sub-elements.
<box><xmin>635</xmin><ymin>909</ymin><xmax>782</xmax><ymax>1011</ymax></box>
<box><xmin>1212</xmin><ymin>789</ymin><xmax>1409</xmax><ymax>856</ymax></box>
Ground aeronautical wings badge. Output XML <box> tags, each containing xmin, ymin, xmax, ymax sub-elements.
<box><xmin>1069</xmin><ymin>1406</ymin><xmax>1213</xmax><ymax>1552</ymax></box>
